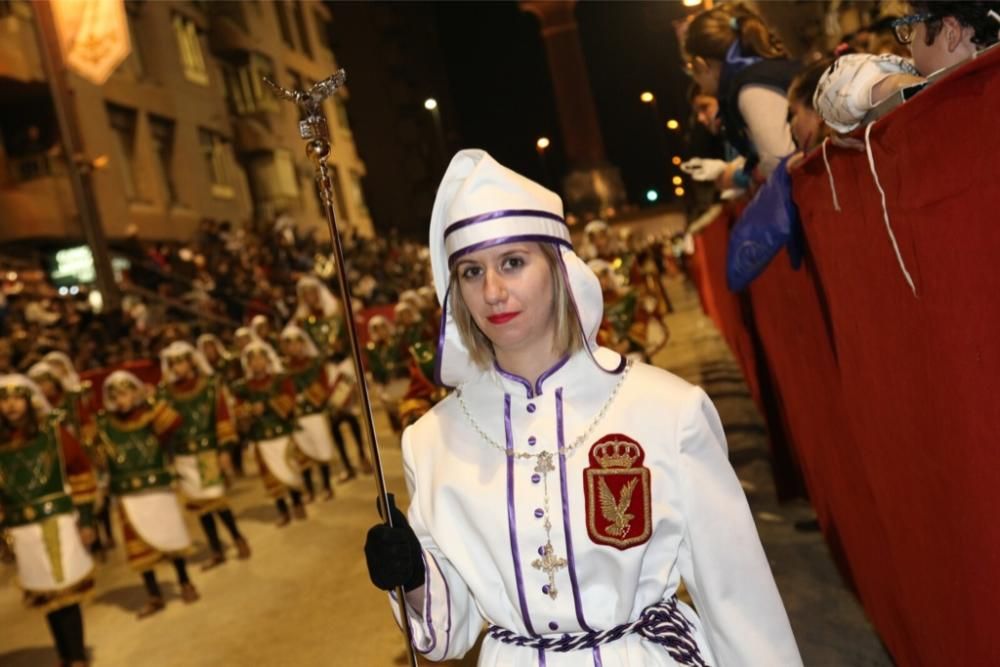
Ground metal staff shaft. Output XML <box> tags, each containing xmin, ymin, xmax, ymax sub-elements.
<box><xmin>265</xmin><ymin>71</ymin><xmax>419</xmax><ymax>667</ymax></box>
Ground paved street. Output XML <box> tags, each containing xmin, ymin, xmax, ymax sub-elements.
<box><xmin>0</xmin><ymin>275</ymin><xmax>890</xmax><ymax>666</ymax></box>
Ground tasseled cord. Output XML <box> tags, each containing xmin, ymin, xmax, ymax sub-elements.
<box><xmin>863</xmin><ymin>123</ymin><xmax>918</xmax><ymax>297</ymax></box>
<box><xmin>821</xmin><ymin>138</ymin><xmax>842</xmax><ymax>212</ymax></box>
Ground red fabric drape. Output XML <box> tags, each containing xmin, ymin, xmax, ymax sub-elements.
<box><xmin>691</xmin><ymin>49</ymin><xmax>1000</xmax><ymax>664</ymax></box>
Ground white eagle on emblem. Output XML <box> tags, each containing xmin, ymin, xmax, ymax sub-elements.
<box><xmin>599</xmin><ymin>477</ymin><xmax>638</xmax><ymax>538</ymax></box>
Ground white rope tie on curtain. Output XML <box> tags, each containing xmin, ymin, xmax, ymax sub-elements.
<box><xmin>863</xmin><ymin>123</ymin><xmax>917</xmax><ymax>296</ymax></box>
<box><xmin>821</xmin><ymin>138</ymin><xmax>842</xmax><ymax>212</ymax></box>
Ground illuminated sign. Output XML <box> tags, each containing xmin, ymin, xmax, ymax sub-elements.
<box><xmin>50</xmin><ymin>245</ymin><xmax>129</xmax><ymax>286</ymax></box>
<box><xmin>51</xmin><ymin>0</ymin><xmax>130</xmax><ymax>85</ymax></box>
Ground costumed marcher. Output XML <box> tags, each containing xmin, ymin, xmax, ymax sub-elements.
<box><xmin>233</xmin><ymin>327</ymin><xmax>259</xmax><ymax>354</ymax></box>
<box><xmin>251</xmin><ymin>314</ymin><xmax>280</xmax><ymax>349</ymax></box>
<box><xmin>0</xmin><ymin>376</ymin><xmax>97</xmax><ymax>667</ymax></box>
<box><xmin>325</xmin><ymin>357</ymin><xmax>371</xmax><ymax>481</ymax></box>
<box><xmin>365</xmin><ymin>315</ymin><xmax>408</xmax><ymax>434</ymax></box>
<box><xmin>279</xmin><ymin>325</ymin><xmax>336</xmax><ymax>502</ymax></box>
<box><xmin>231</xmin><ymin>341</ymin><xmax>307</xmax><ymax>525</ymax></box>
<box><xmin>28</xmin><ymin>361</ymin><xmax>115</xmax><ymax>555</ymax></box>
<box><xmin>589</xmin><ymin>259</ymin><xmax>668</xmax><ymax>363</ymax></box>
<box><xmin>159</xmin><ymin>342</ymin><xmax>251</xmax><ymax>569</ymax></box>
<box><xmin>197</xmin><ymin>333</ymin><xmax>241</xmax><ymax>383</ymax></box>
<box><xmin>364</xmin><ymin>150</ymin><xmax>801</xmax><ymax>665</ymax></box>
<box><xmin>95</xmin><ymin>371</ymin><xmax>199</xmax><ymax>618</ymax></box>
<box><xmin>293</xmin><ymin>276</ymin><xmax>345</xmax><ymax>361</ymax></box>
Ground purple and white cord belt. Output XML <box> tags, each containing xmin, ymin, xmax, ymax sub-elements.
<box><xmin>486</xmin><ymin>597</ymin><xmax>710</xmax><ymax>666</ymax></box>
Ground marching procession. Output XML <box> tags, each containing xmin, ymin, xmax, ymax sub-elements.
<box><xmin>1</xmin><ymin>202</ymin><xmax>685</xmax><ymax>665</ymax></box>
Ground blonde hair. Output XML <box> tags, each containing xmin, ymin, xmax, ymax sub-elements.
<box><xmin>449</xmin><ymin>243</ymin><xmax>582</xmax><ymax>369</ymax></box>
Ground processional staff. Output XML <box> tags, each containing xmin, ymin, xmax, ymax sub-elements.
<box><xmin>264</xmin><ymin>71</ymin><xmax>419</xmax><ymax>667</ymax></box>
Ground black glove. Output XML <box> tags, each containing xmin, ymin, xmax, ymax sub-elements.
<box><xmin>364</xmin><ymin>493</ymin><xmax>426</xmax><ymax>593</ymax></box>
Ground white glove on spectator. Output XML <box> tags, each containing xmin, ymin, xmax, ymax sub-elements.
<box><xmin>680</xmin><ymin>158</ymin><xmax>729</xmax><ymax>182</ymax></box>
<box><xmin>813</xmin><ymin>53</ymin><xmax>921</xmax><ymax>133</ymax></box>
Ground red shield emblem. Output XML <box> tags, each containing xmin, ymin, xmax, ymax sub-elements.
<box><xmin>583</xmin><ymin>434</ymin><xmax>651</xmax><ymax>550</ymax></box>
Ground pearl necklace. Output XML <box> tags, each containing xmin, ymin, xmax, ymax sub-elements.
<box><xmin>455</xmin><ymin>359</ymin><xmax>632</xmax><ymax>599</ymax></box>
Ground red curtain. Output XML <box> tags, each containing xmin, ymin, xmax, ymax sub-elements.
<box><xmin>690</xmin><ymin>49</ymin><xmax>1000</xmax><ymax>664</ymax></box>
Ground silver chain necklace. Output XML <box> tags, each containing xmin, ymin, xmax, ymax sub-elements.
<box><xmin>455</xmin><ymin>359</ymin><xmax>632</xmax><ymax>599</ymax></box>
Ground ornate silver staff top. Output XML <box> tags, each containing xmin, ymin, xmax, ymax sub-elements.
<box><xmin>265</xmin><ymin>69</ymin><xmax>419</xmax><ymax>667</ymax></box>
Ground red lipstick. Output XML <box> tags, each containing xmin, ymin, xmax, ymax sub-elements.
<box><xmin>487</xmin><ymin>311</ymin><xmax>521</xmax><ymax>325</ymax></box>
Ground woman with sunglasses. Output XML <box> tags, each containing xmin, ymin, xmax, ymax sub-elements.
<box><xmin>364</xmin><ymin>150</ymin><xmax>801</xmax><ymax>666</ymax></box>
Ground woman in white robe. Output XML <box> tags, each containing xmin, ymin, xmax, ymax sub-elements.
<box><xmin>365</xmin><ymin>150</ymin><xmax>802</xmax><ymax>666</ymax></box>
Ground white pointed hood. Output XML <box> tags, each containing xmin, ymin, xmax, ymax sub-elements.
<box><xmin>429</xmin><ymin>149</ymin><xmax>606</xmax><ymax>387</ymax></box>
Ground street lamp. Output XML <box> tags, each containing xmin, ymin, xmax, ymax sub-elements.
<box><xmin>666</xmin><ymin>119</ymin><xmax>680</xmax><ymax>130</ymax></box>
<box><xmin>536</xmin><ymin>136</ymin><xmax>551</xmax><ymax>187</ymax></box>
<box><xmin>672</xmin><ymin>175</ymin><xmax>683</xmax><ymax>185</ymax></box>
<box><xmin>640</xmin><ymin>91</ymin><xmax>654</xmax><ymax>104</ymax></box>
<box><xmin>424</xmin><ymin>97</ymin><xmax>446</xmax><ymax>170</ymax></box>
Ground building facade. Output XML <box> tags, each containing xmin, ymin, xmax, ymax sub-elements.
<box><xmin>0</xmin><ymin>0</ymin><xmax>372</xmax><ymax>247</ymax></box>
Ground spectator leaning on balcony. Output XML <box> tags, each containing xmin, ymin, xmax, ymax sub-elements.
<box><xmin>681</xmin><ymin>5</ymin><xmax>799</xmax><ymax>191</ymax></box>
<box><xmin>814</xmin><ymin>2</ymin><xmax>1000</xmax><ymax>134</ymax></box>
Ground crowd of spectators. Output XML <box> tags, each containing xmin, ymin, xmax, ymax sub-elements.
<box><xmin>0</xmin><ymin>219</ymin><xmax>432</xmax><ymax>375</ymax></box>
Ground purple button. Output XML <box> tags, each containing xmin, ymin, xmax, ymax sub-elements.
<box><xmin>534</xmin><ymin>508</ymin><xmax>544</xmax><ymax>518</ymax></box>
<box><xmin>542</xmin><ymin>585</ymin><xmax>550</xmax><ymax>595</ymax></box>
<box><xmin>531</xmin><ymin>473</ymin><xmax>541</xmax><ymax>484</ymax></box>
<box><xmin>527</xmin><ymin>403</ymin><xmax>536</xmax><ymax>413</ymax></box>
<box><xmin>549</xmin><ymin>621</ymin><xmax>559</xmax><ymax>631</ymax></box>
<box><xmin>537</xmin><ymin>546</ymin><xmax>545</xmax><ymax>555</ymax></box>
<box><xmin>528</xmin><ymin>436</ymin><xmax>537</xmax><ymax>446</ymax></box>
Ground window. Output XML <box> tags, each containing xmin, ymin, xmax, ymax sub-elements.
<box><xmin>198</xmin><ymin>129</ymin><xmax>234</xmax><ymax>199</ymax></box>
<box><xmin>222</xmin><ymin>53</ymin><xmax>278</xmax><ymax>115</ymax></box>
<box><xmin>149</xmin><ymin>116</ymin><xmax>176</xmax><ymax>204</ymax></box>
<box><xmin>172</xmin><ymin>13</ymin><xmax>208</xmax><ymax>85</ymax></box>
<box><xmin>292</xmin><ymin>2</ymin><xmax>313</xmax><ymax>57</ymax></box>
<box><xmin>106</xmin><ymin>104</ymin><xmax>138</xmax><ymax>200</ymax></box>
<box><xmin>275</xmin><ymin>2</ymin><xmax>294</xmax><ymax>48</ymax></box>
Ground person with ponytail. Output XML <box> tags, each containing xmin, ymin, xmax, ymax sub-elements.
<box><xmin>681</xmin><ymin>5</ymin><xmax>800</xmax><ymax>191</ymax></box>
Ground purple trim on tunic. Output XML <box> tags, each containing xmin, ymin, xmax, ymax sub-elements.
<box><xmin>416</xmin><ymin>550</ymin><xmax>438</xmax><ymax>655</ymax></box>
<box><xmin>556</xmin><ymin>387</ymin><xmax>595</xmax><ymax>632</ymax></box>
<box><xmin>505</xmin><ymin>393</ymin><xmax>537</xmax><ymax>636</ymax></box>
<box><xmin>448</xmin><ymin>235</ymin><xmax>572</xmax><ymax>267</ymax></box>
<box><xmin>533</xmin><ymin>354</ymin><xmax>570</xmax><ymax>396</ymax></box>
<box><xmin>494</xmin><ymin>363</ymin><xmax>534</xmax><ymax>398</ymax></box>
<box><xmin>443</xmin><ymin>208</ymin><xmax>566</xmax><ymax>239</ymax></box>
<box><xmin>556</xmin><ymin>253</ymin><xmax>627</xmax><ymax>376</ymax></box>
<box><xmin>494</xmin><ymin>353</ymin><xmax>570</xmax><ymax>399</ymax></box>
<box><xmin>426</xmin><ymin>550</ymin><xmax>453</xmax><ymax>658</ymax></box>
<box><xmin>593</xmin><ymin>647</ymin><xmax>604</xmax><ymax>666</ymax></box>
<box><xmin>433</xmin><ymin>286</ymin><xmax>453</xmax><ymax>389</ymax></box>
<box><xmin>538</xmin><ymin>647</ymin><xmax>547</xmax><ymax>665</ymax></box>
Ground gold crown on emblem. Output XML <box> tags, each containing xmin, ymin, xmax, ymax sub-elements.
<box><xmin>594</xmin><ymin>440</ymin><xmax>640</xmax><ymax>469</ymax></box>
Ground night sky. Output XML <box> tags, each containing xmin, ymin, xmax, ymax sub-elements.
<box><xmin>433</xmin><ymin>1</ymin><xmax>692</xmax><ymax>205</ymax></box>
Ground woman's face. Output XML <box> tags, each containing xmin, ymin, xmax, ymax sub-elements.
<box><xmin>168</xmin><ymin>356</ymin><xmax>195</xmax><ymax>381</ymax></box>
<box><xmin>303</xmin><ymin>285</ymin><xmax>321</xmax><ymax>309</ymax></box>
<box><xmin>109</xmin><ymin>384</ymin><xmax>139</xmax><ymax>414</ymax></box>
<box><xmin>455</xmin><ymin>242</ymin><xmax>555</xmax><ymax>357</ymax></box>
<box><xmin>202</xmin><ymin>342</ymin><xmax>220</xmax><ymax>363</ymax></box>
<box><xmin>36</xmin><ymin>377</ymin><xmax>61</xmax><ymax>403</ymax></box>
<box><xmin>788</xmin><ymin>99</ymin><xmax>824</xmax><ymax>152</ymax></box>
<box><xmin>281</xmin><ymin>337</ymin><xmax>306</xmax><ymax>360</ymax></box>
<box><xmin>248</xmin><ymin>351</ymin><xmax>270</xmax><ymax>377</ymax></box>
<box><xmin>0</xmin><ymin>394</ymin><xmax>28</xmax><ymax>424</ymax></box>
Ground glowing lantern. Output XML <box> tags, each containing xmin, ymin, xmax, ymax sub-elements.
<box><xmin>51</xmin><ymin>0</ymin><xmax>130</xmax><ymax>85</ymax></box>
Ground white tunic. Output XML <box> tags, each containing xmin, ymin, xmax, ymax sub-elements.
<box><xmin>393</xmin><ymin>347</ymin><xmax>801</xmax><ymax>666</ymax></box>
